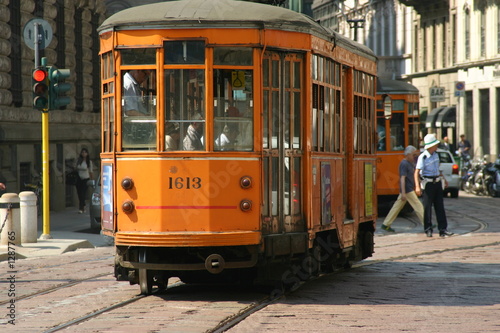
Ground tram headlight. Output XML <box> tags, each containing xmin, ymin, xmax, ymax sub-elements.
<box><xmin>122</xmin><ymin>200</ymin><xmax>135</xmax><ymax>214</ymax></box>
<box><xmin>240</xmin><ymin>199</ymin><xmax>252</xmax><ymax>212</ymax></box>
<box><xmin>121</xmin><ymin>177</ymin><xmax>134</xmax><ymax>190</ymax></box>
<box><xmin>240</xmin><ymin>176</ymin><xmax>252</xmax><ymax>189</ymax></box>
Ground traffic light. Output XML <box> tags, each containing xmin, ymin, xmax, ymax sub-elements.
<box><xmin>32</xmin><ymin>67</ymin><xmax>49</xmax><ymax>111</ymax></box>
<box><xmin>48</xmin><ymin>66</ymin><xmax>71</xmax><ymax>109</ymax></box>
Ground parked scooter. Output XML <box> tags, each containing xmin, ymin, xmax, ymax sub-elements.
<box><xmin>472</xmin><ymin>156</ymin><xmax>492</xmax><ymax>196</ymax></box>
<box><xmin>485</xmin><ymin>155</ymin><xmax>500</xmax><ymax>197</ymax></box>
<box><xmin>459</xmin><ymin>154</ymin><xmax>473</xmax><ymax>191</ymax></box>
<box><xmin>462</xmin><ymin>157</ymin><xmax>483</xmax><ymax>194</ymax></box>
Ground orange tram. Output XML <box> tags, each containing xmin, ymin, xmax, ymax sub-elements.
<box><xmin>376</xmin><ymin>78</ymin><xmax>420</xmax><ymax>206</ymax></box>
<box><xmin>98</xmin><ymin>0</ymin><xmax>377</xmax><ymax>294</ymax></box>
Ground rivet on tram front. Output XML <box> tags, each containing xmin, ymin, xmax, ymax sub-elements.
<box><xmin>121</xmin><ymin>177</ymin><xmax>134</xmax><ymax>190</ymax></box>
<box><xmin>240</xmin><ymin>199</ymin><xmax>252</xmax><ymax>212</ymax></box>
<box><xmin>122</xmin><ymin>200</ymin><xmax>135</xmax><ymax>214</ymax></box>
<box><xmin>240</xmin><ymin>176</ymin><xmax>252</xmax><ymax>189</ymax></box>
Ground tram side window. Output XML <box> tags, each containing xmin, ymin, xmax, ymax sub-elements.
<box><xmin>353</xmin><ymin>71</ymin><xmax>375</xmax><ymax>154</ymax></box>
<box><xmin>102</xmin><ymin>51</ymin><xmax>115</xmax><ymax>152</ymax></box>
<box><xmin>121</xmin><ymin>62</ymin><xmax>157</xmax><ymax>150</ymax></box>
<box><xmin>213</xmin><ymin>69</ymin><xmax>253</xmax><ymax>151</ymax></box>
<box><xmin>377</xmin><ymin>117</ymin><xmax>386</xmax><ymax>151</ymax></box>
<box><xmin>164</xmin><ymin>69</ymin><xmax>205</xmax><ymax>151</ymax></box>
<box><xmin>390</xmin><ymin>113</ymin><xmax>405</xmax><ymax>151</ymax></box>
<box><xmin>312</xmin><ymin>55</ymin><xmax>341</xmax><ymax>153</ymax></box>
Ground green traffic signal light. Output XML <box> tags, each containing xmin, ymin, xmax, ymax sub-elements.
<box><xmin>48</xmin><ymin>66</ymin><xmax>71</xmax><ymax>109</ymax></box>
<box><xmin>32</xmin><ymin>68</ymin><xmax>49</xmax><ymax>111</ymax></box>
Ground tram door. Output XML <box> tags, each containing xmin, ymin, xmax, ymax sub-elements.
<box><xmin>262</xmin><ymin>51</ymin><xmax>304</xmax><ymax>235</ymax></box>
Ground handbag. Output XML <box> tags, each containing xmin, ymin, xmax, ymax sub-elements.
<box><xmin>66</xmin><ymin>170</ymin><xmax>79</xmax><ymax>185</ymax></box>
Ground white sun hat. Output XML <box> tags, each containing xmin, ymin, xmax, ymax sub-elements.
<box><xmin>423</xmin><ymin>133</ymin><xmax>440</xmax><ymax>150</ymax></box>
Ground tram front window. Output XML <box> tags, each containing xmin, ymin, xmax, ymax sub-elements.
<box><xmin>121</xmin><ymin>69</ymin><xmax>157</xmax><ymax>150</ymax></box>
<box><xmin>213</xmin><ymin>69</ymin><xmax>253</xmax><ymax>151</ymax></box>
<box><xmin>164</xmin><ymin>69</ymin><xmax>205</xmax><ymax>151</ymax></box>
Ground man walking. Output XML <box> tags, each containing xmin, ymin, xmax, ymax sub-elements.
<box><xmin>381</xmin><ymin>145</ymin><xmax>424</xmax><ymax>233</ymax></box>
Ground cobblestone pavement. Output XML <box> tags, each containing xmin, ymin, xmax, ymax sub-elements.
<box><xmin>1</xmin><ymin>193</ymin><xmax>498</xmax><ymax>332</ymax></box>
<box><xmin>228</xmin><ymin>194</ymin><xmax>500</xmax><ymax>333</ymax></box>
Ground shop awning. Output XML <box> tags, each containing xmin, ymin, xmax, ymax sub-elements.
<box><xmin>435</xmin><ymin>106</ymin><xmax>456</xmax><ymax>128</ymax></box>
<box><xmin>425</xmin><ymin>106</ymin><xmax>445</xmax><ymax>128</ymax></box>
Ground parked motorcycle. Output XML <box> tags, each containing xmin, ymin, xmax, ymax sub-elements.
<box><xmin>460</xmin><ymin>154</ymin><xmax>473</xmax><ymax>191</ymax></box>
<box><xmin>462</xmin><ymin>157</ymin><xmax>484</xmax><ymax>194</ymax></box>
<box><xmin>485</xmin><ymin>155</ymin><xmax>500</xmax><ymax>197</ymax></box>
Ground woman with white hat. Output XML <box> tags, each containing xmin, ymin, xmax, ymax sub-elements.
<box><xmin>414</xmin><ymin>133</ymin><xmax>454</xmax><ymax>238</ymax></box>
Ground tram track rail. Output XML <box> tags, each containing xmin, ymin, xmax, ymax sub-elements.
<box><xmin>7</xmin><ymin>196</ymin><xmax>497</xmax><ymax>332</ymax></box>
<box><xmin>41</xmin><ymin>281</ymin><xmax>185</xmax><ymax>333</ymax></box>
<box><xmin>0</xmin><ymin>254</ymin><xmax>114</xmax><ymax>307</ymax></box>
<box><xmin>0</xmin><ymin>272</ymin><xmax>112</xmax><ymax>307</ymax></box>
<box><xmin>206</xmin><ymin>205</ymin><xmax>499</xmax><ymax>332</ymax></box>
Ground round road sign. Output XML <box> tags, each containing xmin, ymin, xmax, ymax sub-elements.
<box><xmin>23</xmin><ymin>18</ymin><xmax>53</xmax><ymax>50</ymax></box>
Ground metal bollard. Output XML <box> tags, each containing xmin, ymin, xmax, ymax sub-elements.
<box><xmin>0</xmin><ymin>193</ymin><xmax>21</xmax><ymax>246</ymax></box>
<box><xmin>20</xmin><ymin>191</ymin><xmax>38</xmax><ymax>243</ymax></box>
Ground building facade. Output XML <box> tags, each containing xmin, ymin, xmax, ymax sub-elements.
<box><xmin>0</xmin><ymin>1</ymin><xmax>106</xmax><ymax>210</ymax></box>
<box><xmin>404</xmin><ymin>0</ymin><xmax>500</xmax><ymax>159</ymax></box>
<box><xmin>313</xmin><ymin>0</ymin><xmax>500</xmax><ymax>159</ymax></box>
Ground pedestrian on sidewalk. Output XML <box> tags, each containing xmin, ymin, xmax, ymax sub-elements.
<box><xmin>0</xmin><ymin>171</ymin><xmax>6</xmax><ymax>196</ymax></box>
<box><xmin>381</xmin><ymin>145</ymin><xmax>423</xmax><ymax>232</ymax></box>
<box><xmin>415</xmin><ymin>134</ymin><xmax>454</xmax><ymax>238</ymax></box>
<box><xmin>75</xmin><ymin>148</ymin><xmax>94</xmax><ymax>214</ymax></box>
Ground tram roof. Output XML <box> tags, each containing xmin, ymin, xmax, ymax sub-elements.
<box><xmin>98</xmin><ymin>0</ymin><xmax>375</xmax><ymax>60</ymax></box>
<box><xmin>376</xmin><ymin>78</ymin><xmax>419</xmax><ymax>95</ymax></box>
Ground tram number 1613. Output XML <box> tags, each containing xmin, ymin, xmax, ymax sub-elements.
<box><xmin>168</xmin><ymin>177</ymin><xmax>202</xmax><ymax>189</ymax></box>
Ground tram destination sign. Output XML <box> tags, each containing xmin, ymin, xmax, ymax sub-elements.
<box><xmin>430</xmin><ymin>86</ymin><xmax>445</xmax><ymax>102</ymax></box>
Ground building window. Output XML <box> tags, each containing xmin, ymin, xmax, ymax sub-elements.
<box><xmin>92</xmin><ymin>13</ymin><xmax>100</xmax><ymax>113</ymax></box>
<box><xmin>74</xmin><ymin>8</ymin><xmax>84</xmax><ymax>112</ymax></box>
<box><xmin>423</xmin><ymin>22</ymin><xmax>427</xmax><ymax>71</ymax></box>
<box><xmin>432</xmin><ymin>20</ymin><xmax>437</xmax><ymax>69</ymax></box>
<box><xmin>481</xmin><ymin>10</ymin><xmax>486</xmax><ymax>57</ymax></box>
<box><xmin>414</xmin><ymin>25</ymin><xmax>419</xmax><ymax>72</ymax></box>
<box><xmin>8</xmin><ymin>1</ymin><xmax>22</xmax><ymax>107</ymax></box>
<box><xmin>498</xmin><ymin>8</ymin><xmax>500</xmax><ymax>54</ymax></box>
<box><xmin>442</xmin><ymin>18</ymin><xmax>447</xmax><ymax>68</ymax></box>
<box><xmin>55</xmin><ymin>0</ymin><xmax>66</xmax><ymax>67</ymax></box>
<box><xmin>465</xmin><ymin>9</ymin><xmax>470</xmax><ymax>60</ymax></box>
<box><xmin>480</xmin><ymin>89</ymin><xmax>490</xmax><ymax>155</ymax></box>
<box><xmin>452</xmin><ymin>13</ymin><xmax>457</xmax><ymax>64</ymax></box>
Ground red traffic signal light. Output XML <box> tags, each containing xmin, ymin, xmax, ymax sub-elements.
<box><xmin>33</xmin><ymin>69</ymin><xmax>47</xmax><ymax>82</ymax></box>
<box><xmin>32</xmin><ymin>68</ymin><xmax>49</xmax><ymax>110</ymax></box>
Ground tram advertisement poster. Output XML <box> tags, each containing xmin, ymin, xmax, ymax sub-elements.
<box><xmin>364</xmin><ymin>163</ymin><xmax>373</xmax><ymax>216</ymax></box>
<box><xmin>102</xmin><ymin>164</ymin><xmax>114</xmax><ymax>230</ymax></box>
<box><xmin>321</xmin><ymin>163</ymin><xmax>332</xmax><ymax>225</ymax></box>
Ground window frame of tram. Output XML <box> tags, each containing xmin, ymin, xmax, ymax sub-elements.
<box><xmin>377</xmin><ymin>99</ymin><xmax>406</xmax><ymax>151</ymax></box>
<box><xmin>353</xmin><ymin>70</ymin><xmax>375</xmax><ymax>155</ymax></box>
<box><xmin>164</xmin><ymin>40</ymin><xmax>206</xmax><ymax>151</ymax></box>
<box><xmin>101</xmin><ymin>51</ymin><xmax>115</xmax><ymax>152</ymax></box>
<box><xmin>119</xmin><ymin>48</ymin><xmax>158</xmax><ymax>151</ymax></box>
<box><xmin>212</xmin><ymin>47</ymin><xmax>254</xmax><ymax>152</ymax></box>
<box><xmin>311</xmin><ymin>55</ymin><xmax>342</xmax><ymax>153</ymax></box>
<box><xmin>408</xmin><ymin>102</ymin><xmax>420</xmax><ymax>148</ymax></box>
<box><xmin>262</xmin><ymin>52</ymin><xmax>303</xmax><ymax>219</ymax></box>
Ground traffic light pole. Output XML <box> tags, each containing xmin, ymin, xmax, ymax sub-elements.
<box><xmin>41</xmin><ymin>109</ymin><xmax>51</xmax><ymax>239</ymax></box>
<box><xmin>25</xmin><ymin>18</ymin><xmax>54</xmax><ymax>240</ymax></box>
<box><xmin>38</xmin><ymin>57</ymin><xmax>51</xmax><ymax>240</ymax></box>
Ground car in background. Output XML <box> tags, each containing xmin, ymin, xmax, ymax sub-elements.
<box><xmin>89</xmin><ymin>176</ymin><xmax>101</xmax><ymax>230</ymax></box>
<box><xmin>437</xmin><ymin>149</ymin><xmax>460</xmax><ymax>198</ymax></box>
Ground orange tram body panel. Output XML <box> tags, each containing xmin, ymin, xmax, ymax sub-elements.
<box><xmin>375</xmin><ymin>78</ymin><xmax>420</xmax><ymax>204</ymax></box>
<box><xmin>98</xmin><ymin>0</ymin><xmax>377</xmax><ymax>294</ymax></box>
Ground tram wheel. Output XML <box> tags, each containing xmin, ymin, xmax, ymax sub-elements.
<box><xmin>138</xmin><ymin>249</ymin><xmax>153</xmax><ymax>295</ymax></box>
